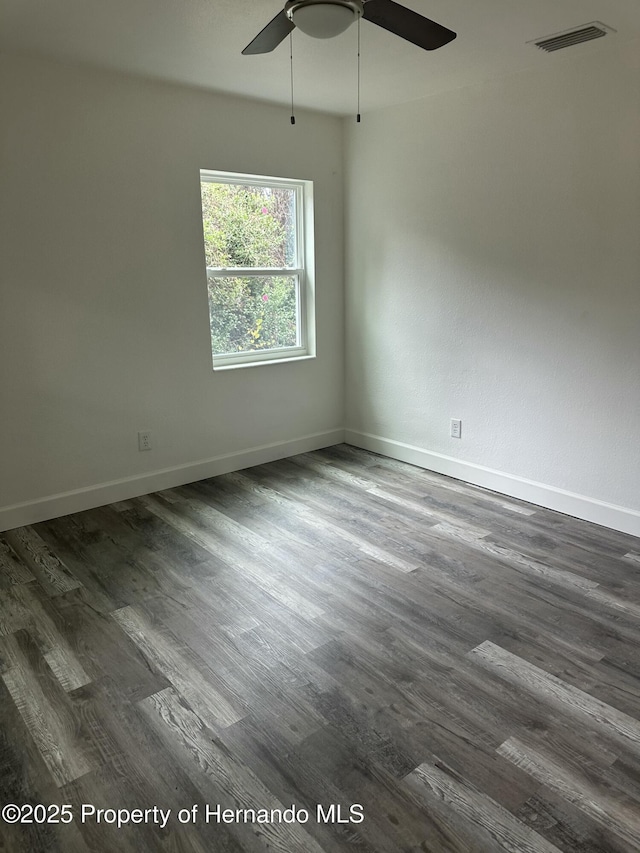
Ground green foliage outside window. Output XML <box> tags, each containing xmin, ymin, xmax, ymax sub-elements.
<box><xmin>201</xmin><ymin>182</ymin><xmax>298</xmax><ymax>355</ymax></box>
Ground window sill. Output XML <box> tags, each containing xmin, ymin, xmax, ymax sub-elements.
<box><xmin>213</xmin><ymin>354</ymin><xmax>316</xmax><ymax>372</ymax></box>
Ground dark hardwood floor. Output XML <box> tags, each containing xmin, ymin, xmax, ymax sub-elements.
<box><xmin>1</xmin><ymin>445</ymin><xmax>640</xmax><ymax>852</ymax></box>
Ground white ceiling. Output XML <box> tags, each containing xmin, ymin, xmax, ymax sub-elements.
<box><xmin>2</xmin><ymin>0</ymin><xmax>640</xmax><ymax>115</ymax></box>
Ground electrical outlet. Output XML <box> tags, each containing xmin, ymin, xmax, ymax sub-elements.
<box><xmin>450</xmin><ymin>419</ymin><xmax>462</xmax><ymax>439</ymax></box>
<box><xmin>138</xmin><ymin>430</ymin><xmax>152</xmax><ymax>451</ymax></box>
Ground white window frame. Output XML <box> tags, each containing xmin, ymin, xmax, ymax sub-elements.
<box><xmin>200</xmin><ymin>169</ymin><xmax>316</xmax><ymax>370</ymax></box>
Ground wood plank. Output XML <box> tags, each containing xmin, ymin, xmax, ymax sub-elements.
<box><xmin>225</xmin><ymin>470</ymin><xmax>420</xmax><ymax>573</ymax></box>
<box><xmin>404</xmin><ymin>759</ymin><xmax>563</xmax><ymax>853</ymax></box>
<box><xmin>9</xmin><ymin>583</ymin><xmax>91</xmax><ymax>692</ymax></box>
<box><xmin>498</xmin><ymin>736</ymin><xmax>640</xmax><ymax>851</ymax></box>
<box><xmin>139</xmin><ymin>686</ymin><xmax>328</xmax><ymax>853</ymax></box>
<box><xmin>1</xmin><ymin>631</ymin><xmax>94</xmax><ymax>787</ymax></box>
<box><xmin>140</xmin><ymin>493</ymin><xmax>326</xmax><ymax>616</ymax></box>
<box><xmin>4</xmin><ymin>525</ymin><xmax>81</xmax><ymax>596</ymax></box>
<box><xmin>112</xmin><ymin>605</ymin><xmax>245</xmax><ymax>729</ymax></box>
<box><xmin>470</xmin><ymin>640</ymin><xmax>640</xmax><ymax>752</ymax></box>
<box><xmin>0</xmin><ymin>537</ymin><xmax>35</xmax><ymax>586</ymax></box>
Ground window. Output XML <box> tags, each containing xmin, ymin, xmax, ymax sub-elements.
<box><xmin>199</xmin><ymin>170</ymin><xmax>315</xmax><ymax>369</ymax></box>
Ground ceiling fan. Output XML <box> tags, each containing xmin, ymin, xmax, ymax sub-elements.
<box><xmin>242</xmin><ymin>0</ymin><xmax>456</xmax><ymax>55</ymax></box>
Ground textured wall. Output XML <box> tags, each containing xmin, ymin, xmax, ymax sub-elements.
<box><xmin>0</xmin><ymin>53</ymin><xmax>344</xmax><ymax>517</ymax></box>
<box><xmin>345</xmin><ymin>42</ymin><xmax>640</xmax><ymax>522</ymax></box>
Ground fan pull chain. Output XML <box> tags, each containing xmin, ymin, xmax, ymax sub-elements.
<box><xmin>356</xmin><ymin>17</ymin><xmax>361</xmax><ymax>123</ymax></box>
<box><xmin>290</xmin><ymin>33</ymin><xmax>296</xmax><ymax>125</ymax></box>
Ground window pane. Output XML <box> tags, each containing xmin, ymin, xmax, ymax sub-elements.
<box><xmin>208</xmin><ymin>276</ymin><xmax>299</xmax><ymax>355</ymax></box>
<box><xmin>201</xmin><ymin>182</ymin><xmax>296</xmax><ymax>268</ymax></box>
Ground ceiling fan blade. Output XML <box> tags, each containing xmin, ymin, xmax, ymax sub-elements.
<box><xmin>242</xmin><ymin>10</ymin><xmax>295</xmax><ymax>55</ymax></box>
<box><xmin>363</xmin><ymin>0</ymin><xmax>456</xmax><ymax>50</ymax></box>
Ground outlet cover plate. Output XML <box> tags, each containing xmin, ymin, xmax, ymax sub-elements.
<box><xmin>138</xmin><ymin>430</ymin><xmax>152</xmax><ymax>451</ymax></box>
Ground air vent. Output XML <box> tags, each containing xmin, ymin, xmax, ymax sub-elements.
<box><xmin>531</xmin><ymin>22</ymin><xmax>614</xmax><ymax>53</ymax></box>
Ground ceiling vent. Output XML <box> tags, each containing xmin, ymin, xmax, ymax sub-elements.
<box><xmin>531</xmin><ymin>22</ymin><xmax>614</xmax><ymax>53</ymax></box>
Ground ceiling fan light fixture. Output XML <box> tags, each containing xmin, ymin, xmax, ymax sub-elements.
<box><xmin>286</xmin><ymin>0</ymin><xmax>363</xmax><ymax>39</ymax></box>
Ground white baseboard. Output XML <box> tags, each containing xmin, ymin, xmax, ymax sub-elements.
<box><xmin>0</xmin><ymin>429</ymin><xmax>345</xmax><ymax>532</ymax></box>
<box><xmin>345</xmin><ymin>429</ymin><xmax>640</xmax><ymax>538</ymax></box>
<box><xmin>4</xmin><ymin>427</ymin><xmax>639</xmax><ymax>539</ymax></box>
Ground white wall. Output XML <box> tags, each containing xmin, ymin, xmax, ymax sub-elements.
<box><xmin>345</xmin><ymin>43</ymin><xmax>640</xmax><ymax>536</ymax></box>
<box><xmin>3</xmin><ymin>45</ymin><xmax>639</xmax><ymax>537</ymax></box>
<box><xmin>0</xmin><ymin>53</ymin><xmax>345</xmax><ymax>529</ymax></box>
